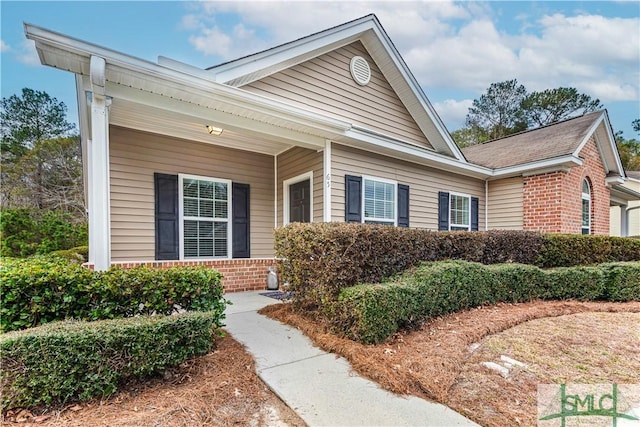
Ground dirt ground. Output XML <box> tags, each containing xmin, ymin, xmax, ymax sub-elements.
<box><xmin>261</xmin><ymin>300</ymin><xmax>640</xmax><ymax>427</ymax></box>
<box><xmin>2</xmin><ymin>333</ymin><xmax>306</xmax><ymax>427</ymax></box>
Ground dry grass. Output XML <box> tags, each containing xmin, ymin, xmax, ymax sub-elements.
<box><xmin>2</xmin><ymin>334</ymin><xmax>306</xmax><ymax>427</ymax></box>
<box><xmin>261</xmin><ymin>300</ymin><xmax>640</xmax><ymax>427</ymax></box>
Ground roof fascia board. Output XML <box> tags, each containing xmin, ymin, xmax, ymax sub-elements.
<box><xmin>209</xmin><ymin>17</ymin><xmax>374</xmax><ymax>82</ymax></box>
<box><xmin>492</xmin><ymin>155</ymin><xmax>583</xmax><ymax>178</ymax></box>
<box><xmin>611</xmin><ymin>184</ymin><xmax>640</xmax><ymax>200</ymax></box>
<box><xmin>341</xmin><ymin>127</ymin><xmax>492</xmax><ymax>177</ymax></box>
<box><xmin>572</xmin><ymin>110</ymin><xmax>624</xmax><ymax>177</ymax></box>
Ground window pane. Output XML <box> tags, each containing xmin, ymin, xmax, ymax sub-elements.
<box><xmin>183</xmin><ymin>179</ymin><xmax>198</xmax><ymax>198</ymax></box>
<box><xmin>582</xmin><ymin>180</ymin><xmax>590</xmax><ymax>195</ymax></box>
<box><xmin>215</xmin><ymin>182</ymin><xmax>227</xmax><ymax>200</ymax></box>
<box><xmin>200</xmin><ymin>199</ymin><xmax>214</xmax><ymax>218</ymax></box>
<box><xmin>215</xmin><ymin>201</ymin><xmax>228</xmax><ymax>219</ymax></box>
<box><xmin>184</xmin><ymin>199</ymin><xmax>198</xmax><ymax>217</ymax></box>
<box><xmin>199</xmin><ymin>180</ymin><xmax>213</xmax><ymax>199</ymax></box>
<box><xmin>582</xmin><ymin>199</ymin><xmax>590</xmax><ymax>227</ymax></box>
<box><xmin>199</xmin><ymin>239</ymin><xmax>214</xmax><ymax>257</ymax></box>
<box><xmin>450</xmin><ymin>195</ymin><xmax>470</xmax><ymax>227</ymax></box>
<box><xmin>363</xmin><ymin>179</ymin><xmax>395</xmax><ymax>221</ymax></box>
<box><xmin>182</xmin><ymin>177</ymin><xmax>229</xmax><ymax>259</ymax></box>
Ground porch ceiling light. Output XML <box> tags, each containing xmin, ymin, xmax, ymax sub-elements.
<box><xmin>206</xmin><ymin>125</ymin><xmax>223</xmax><ymax>136</ymax></box>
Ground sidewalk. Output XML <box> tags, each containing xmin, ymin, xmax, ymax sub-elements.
<box><xmin>224</xmin><ymin>291</ymin><xmax>479</xmax><ymax>427</ymax></box>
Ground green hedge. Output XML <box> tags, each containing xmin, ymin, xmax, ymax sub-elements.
<box><xmin>1</xmin><ymin>312</ymin><xmax>219</xmax><ymax>410</ymax></box>
<box><xmin>0</xmin><ymin>256</ymin><xmax>225</xmax><ymax>332</ymax></box>
<box><xmin>274</xmin><ymin>223</ymin><xmax>640</xmax><ymax>309</ymax></box>
<box><xmin>0</xmin><ymin>208</ymin><xmax>88</xmax><ymax>258</ymax></box>
<box><xmin>332</xmin><ymin>261</ymin><xmax>640</xmax><ymax>344</ymax></box>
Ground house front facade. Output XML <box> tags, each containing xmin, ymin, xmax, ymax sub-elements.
<box><xmin>24</xmin><ymin>15</ymin><xmax>638</xmax><ymax>292</ymax></box>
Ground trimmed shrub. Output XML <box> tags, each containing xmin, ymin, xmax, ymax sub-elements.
<box><xmin>536</xmin><ymin>234</ymin><xmax>640</xmax><ymax>267</ymax></box>
<box><xmin>0</xmin><ymin>256</ymin><xmax>94</xmax><ymax>332</ymax></box>
<box><xmin>1</xmin><ymin>312</ymin><xmax>219</xmax><ymax>410</ymax></box>
<box><xmin>0</xmin><ymin>257</ymin><xmax>225</xmax><ymax>332</ymax></box>
<box><xmin>600</xmin><ymin>262</ymin><xmax>640</xmax><ymax>302</ymax></box>
<box><xmin>331</xmin><ymin>260</ymin><xmax>639</xmax><ymax>344</ymax></box>
<box><xmin>49</xmin><ymin>246</ymin><xmax>88</xmax><ymax>263</ymax></box>
<box><xmin>275</xmin><ymin>223</ymin><xmax>640</xmax><ymax>310</ymax></box>
<box><xmin>542</xmin><ymin>267</ymin><xmax>606</xmax><ymax>301</ymax></box>
<box><xmin>0</xmin><ymin>208</ymin><xmax>88</xmax><ymax>258</ymax></box>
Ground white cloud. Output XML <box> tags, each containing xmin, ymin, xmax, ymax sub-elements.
<box><xmin>0</xmin><ymin>39</ymin><xmax>10</xmax><ymax>53</ymax></box>
<box><xmin>182</xmin><ymin>3</ymin><xmax>640</xmax><ymax>103</ymax></box>
<box><xmin>433</xmin><ymin>99</ymin><xmax>474</xmax><ymax>130</ymax></box>
<box><xmin>16</xmin><ymin>40</ymin><xmax>40</xmax><ymax>66</ymax></box>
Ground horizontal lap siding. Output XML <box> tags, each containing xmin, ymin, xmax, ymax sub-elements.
<box><xmin>488</xmin><ymin>177</ymin><xmax>524</xmax><ymax>230</ymax></box>
<box><xmin>109</xmin><ymin>126</ymin><xmax>275</xmax><ymax>261</ymax></box>
<box><xmin>331</xmin><ymin>143</ymin><xmax>485</xmax><ymax>229</ymax></box>
<box><xmin>276</xmin><ymin>147</ymin><xmax>323</xmax><ymax>227</ymax></box>
<box><xmin>242</xmin><ymin>42</ymin><xmax>432</xmax><ymax>150</ymax></box>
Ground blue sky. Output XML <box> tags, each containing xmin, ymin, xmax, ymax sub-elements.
<box><xmin>2</xmin><ymin>1</ymin><xmax>639</xmax><ymax>138</ymax></box>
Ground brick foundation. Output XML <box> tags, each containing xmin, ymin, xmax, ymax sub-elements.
<box><xmin>87</xmin><ymin>258</ymin><xmax>277</xmax><ymax>293</ymax></box>
<box><xmin>523</xmin><ymin>137</ymin><xmax>610</xmax><ymax>234</ymax></box>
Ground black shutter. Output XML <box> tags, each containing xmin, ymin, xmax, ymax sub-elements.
<box><xmin>438</xmin><ymin>191</ymin><xmax>449</xmax><ymax>231</ymax></box>
<box><xmin>345</xmin><ymin>175</ymin><xmax>362</xmax><ymax>222</ymax></box>
<box><xmin>232</xmin><ymin>183</ymin><xmax>250</xmax><ymax>258</ymax></box>
<box><xmin>154</xmin><ymin>173</ymin><xmax>179</xmax><ymax>260</ymax></box>
<box><xmin>471</xmin><ymin>196</ymin><xmax>479</xmax><ymax>231</ymax></box>
<box><xmin>397</xmin><ymin>184</ymin><xmax>410</xmax><ymax>227</ymax></box>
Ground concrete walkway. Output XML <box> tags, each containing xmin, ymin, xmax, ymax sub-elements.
<box><xmin>224</xmin><ymin>291</ymin><xmax>478</xmax><ymax>427</ymax></box>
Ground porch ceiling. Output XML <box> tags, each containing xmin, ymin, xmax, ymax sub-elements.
<box><xmin>109</xmin><ymin>98</ymin><xmax>303</xmax><ymax>156</ymax></box>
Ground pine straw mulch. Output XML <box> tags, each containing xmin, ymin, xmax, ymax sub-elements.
<box><xmin>260</xmin><ymin>300</ymin><xmax>640</xmax><ymax>427</ymax></box>
<box><xmin>2</xmin><ymin>333</ymin><xmax>306</xmax><ymax>427</ymax></box>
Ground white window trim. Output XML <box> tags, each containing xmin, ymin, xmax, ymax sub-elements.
<box><xmin>582</xmin><ymin>179</ymin><xmax>591</xmax><ymax>234</ymax></box>
<box><xmin>362</xmin><ymin>175</ymin><xmax>397</xmax><ymax>225</ymax></box>
<box><xmin>449</xmin><ymin>192</ymin><xmax>471</xmax><ymax>231</ymax></box>
<box><xmin>178</xmin><ymin>173</ymin><xmax>232</xmax><ymax>260</ymax></box>
<box><xmin>283</xmin><ymin>171</ymin><xmax>313</xmax><ymax>225</ymax></box>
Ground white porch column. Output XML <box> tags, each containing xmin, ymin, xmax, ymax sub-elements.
<box><xmin>620</xmin><ymin>206</ymin><xmax>628</xmax><ymax>237</ymax></box>
<box><xmin>88</xmin><ymin>56</ymin><xmax>111</xmax><ymax>270</ymax></box>
<box><xmin>323</xmin><ymin>140</ymin><xmax>332</xmax><ymax>222</ymax></box>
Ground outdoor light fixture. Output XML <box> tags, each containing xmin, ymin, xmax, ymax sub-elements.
<box><xmin>206</xmin><ymin>125</ymin><xmax>223</xmax><ymax>136</ymax></box>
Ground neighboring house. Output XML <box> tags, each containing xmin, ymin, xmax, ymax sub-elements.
<box><xmin>610</xmin><ymin>171</ymin><xmax>640</xmax><ymax>236</ymax></box>
<box><xmin>24</xmin><ymin>15</ymin><xmax>639</xmax><ymax>292</ymax></box>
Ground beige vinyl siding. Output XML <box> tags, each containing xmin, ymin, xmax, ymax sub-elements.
<box><xmin>276</xmin><ymin>147</ymin><xmax>323</xmax><ymax>226</ymax></box>
<box><xmin>242</xmin><ymin>42</ymin><xmax>433</xmax><ymax>150</ymax></box>
<box><xmin>487</xmin><ymin>177</ymin><xmax>524</xmax><ymax>230</ymax></box>
<box><xmin>331</xmin><ymin>143</ymin><xmax>485</xmax><ymax>229</ymax></box>
<box><xmin>109</xmin><ymin>126</ymin><xmax>275</xmax><ymax>261</ymax></box>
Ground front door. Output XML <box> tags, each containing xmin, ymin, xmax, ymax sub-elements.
<box><xmin>289</xmin><ymin>179</ymin><xmax>311</xmax><ymax>223</ymax></box>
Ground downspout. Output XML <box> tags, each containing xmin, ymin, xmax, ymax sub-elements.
<box><xmin>485</xmin><ymin>179</ymin><xmax>489</xmax><ymax>231</ymax></box>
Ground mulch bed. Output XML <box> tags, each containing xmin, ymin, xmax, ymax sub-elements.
<box><xmin>260</xmin><ymin>300</ymin><xmax>640</xmax><ymax>426</ymax></box>
<box><xmin>2</xmin><ymin>334</ymin><xmax>306</xmax><ymax>427</ymax></box>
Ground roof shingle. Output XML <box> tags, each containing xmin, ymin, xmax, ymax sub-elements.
<box><xmin>461</xmin><ymin>111</ymin><xmax>603</xmax><ymax>169</ymax></box>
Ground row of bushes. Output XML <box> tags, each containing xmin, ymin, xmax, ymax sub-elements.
<box><xmin>1</xmin><ymin>311</ymin><xmax>220</xmax><ymax>409</ymax></box>
<box><xmin>274</xmin><ymin>223</ymin><xmax>640</xmax><ymax>309</ymax></box>
<box><xmin>331</xmin><ymin>260</ymin><xmax>640</xmax><ymax>344</ymax></box>
<box><xmin>0</xmin><ymin>256</ymin><xmax>225</xmax><ymax>332</ymax></box>
<box><xmin>0</xmin><ymin>208</ymin><xmax>88</xmax><ymax>258</ymax></box>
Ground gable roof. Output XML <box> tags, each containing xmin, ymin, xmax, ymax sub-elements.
<box><xmin>195</xmin><ymin>14</ymin><xmax>464</xmax><ymax>160</ymax></box>
<box><xmin>462</xmin><ymin>110</ymin><xmax>625</xmax><ymax>178</ymax></box>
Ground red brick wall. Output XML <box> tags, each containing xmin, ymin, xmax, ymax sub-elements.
<box><xmin>88</xmin><ymin>259</ymin><xmax>277</xmax><ymax>293</ymax></box>
<box><xmin>523</xmin><ymin>137</ymin><xmax>610</xmax><ymax>235</ymax></box>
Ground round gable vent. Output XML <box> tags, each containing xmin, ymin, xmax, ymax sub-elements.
<box><xmin>350</xmin><ymin>56</ymin><xmax>371</xmax><ymax>86</ymax></box>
